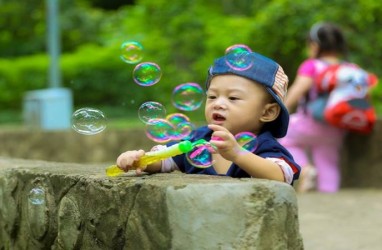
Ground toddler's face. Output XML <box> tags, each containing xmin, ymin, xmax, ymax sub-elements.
<box><xmin>205</xmin><ymin>74</ymin><xmax>272</xmax><ymax>135</ymax></box>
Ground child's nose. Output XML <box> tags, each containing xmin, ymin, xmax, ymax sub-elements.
<box><xmin>213</xmin><ymin>97</ymin><xmax>227</xmax><ymax>109</ymax></box>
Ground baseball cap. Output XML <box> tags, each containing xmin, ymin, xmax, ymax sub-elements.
<box><xmin>206</xmin><ymin>51</ymin><xmax>289</xmax><ymax>138</ymax></box>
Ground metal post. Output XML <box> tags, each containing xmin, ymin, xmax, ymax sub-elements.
<box><xmin>46</xmin><ymin>0</ymin><xmax>61</xmax><ymax>88</ymax></box>
<box><xmin>23</xmin><ymin>0</ymin><xmax>73</xmax><ymax>131</ymax></box>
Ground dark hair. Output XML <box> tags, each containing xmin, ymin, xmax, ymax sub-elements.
<box><xmin>308</xmin><ymin>22</ymin><xmax>348</xmax><ymax>58</ymax></box>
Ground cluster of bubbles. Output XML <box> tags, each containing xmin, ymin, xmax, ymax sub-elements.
<box><xmin>71</xmin><ymin>40</ymin><xmax>205</xmax><ymax>137</ymax></box>
<box><xmin>146</xmin><ymin>113</ymin><xmax>195</xmax><ymax>143</ymax></box>
<box><xmin>71</xmin><ymin>40</ymin><xmax>257</xmax><ymax>168</ymax></box>
<box><xmin>138</xmin><ymin>104</ymin><xmax>195</xmax><ymax>143</ymax></box>
<box><xmin>137</xmin><ymin>81</ymin><xmax>204</xmax><ymax>143</ymax></box>
<box><xmin>118</xmin><ymin>40</ymin><xmax>205</xmax><ymax>145</ymax></box>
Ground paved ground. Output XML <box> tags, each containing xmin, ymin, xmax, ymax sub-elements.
<box><xmin>297</xmin><ymin>189</ymin><xmax>382</xmax><ymax>250</ymax></box>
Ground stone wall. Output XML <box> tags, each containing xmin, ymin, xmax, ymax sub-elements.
<box><xmin>340</xmin><ymin>119</ymin><xmax>382</xmax><ymax>188</ymax></box>
<box><xmin>0</xmin><ymin>128</ymin><xmax>156</xmax><ymax>164</ymax></box>
<box><xmin>0</xmin><ymin>119</ymin><xmax>382</xmax><ymax>188</ymax></box>
<box><xmin>0</xmin><ymin>158</ymin><xmax>303</xmax><ymax>250</ymax></box>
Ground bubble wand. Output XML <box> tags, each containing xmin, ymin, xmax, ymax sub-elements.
<box><xmin>105</xmin><ymin>139</ymin><xmax>207</xmax><ymax>177</ymax></box>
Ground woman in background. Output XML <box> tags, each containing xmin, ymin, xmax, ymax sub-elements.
<box><xmin>280</xmin><ymin>22</ymin><xmax>348</xmax><ymax>193</ymax></box>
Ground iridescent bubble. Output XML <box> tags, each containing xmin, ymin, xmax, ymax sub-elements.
<box><xmin>120</xmin><ymin>41</ymin><xmax>144</xmax><ymax>64</ymax></box>
<box><xmin>224</xmin><ymin>44</ymin><xmax>253</xmax><ymax>71</ymax></box>
<box><xmin>166</xmin><ymin>113</ymin><xmax>190</xmax><ymax>125</ymax></box>
<box><xmin>72</xmin><ymin>108</ymin><xmax>107</xmax><ymax>135</ymax></box>
<box><xmin>28</xmin><ymin>187</ymin><xmax>45</xmax><ymax>205</ymax></box>
<box><xmin>145</xmin><ymin>118</ymin><xmax>174</xmax><ymax>143</ymax></box>
<box><xmin>164</xmin><ymin>113</ymin><xmax>194</xmax><ymax>140</ymax></box>
<box><xmin>186</xmin><ymin>141</ymin><xmax>215</xmax><ymax>168</ymax></box>
<box><xmin>171</xmin><ymin>83</ymin><xmax>205</xmax><ymax>111</ymax></box>
<box><xmin>172</xmin><ymin>121</ymin><xmax>195</xmax><ymax>140</ymax></box>
<box><xmin>235</xmin><ymin>132</ymin><xmax>258</xmax><ymax>152</ymax></box>
<box><xmin>138</xmin><ymin>101</ymin><xmax>167</xmax><ymax>124</ymax></box>
<box><xmin>133</xmin><ymin>62</ymin><xmax>162</xmax><ymax>86</ymax></box>
<box><xmin>225</xmin><ymin>44</ymin><xmax>252</xmax><ymax>55</ymax></box>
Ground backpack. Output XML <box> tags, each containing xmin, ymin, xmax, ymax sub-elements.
<box><xmin>314</xmin><ymin>62</ymin><xmax>378</xmax><ymax>134</ymax></box>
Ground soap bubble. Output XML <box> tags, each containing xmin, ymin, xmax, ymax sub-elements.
<box><xmin>166</xmin><ymin>113</ymin><xmax>195</xmax><ymax>140</ymax></box>
<box><xmin>235</xmin><ymin>132</ymin><xmax>258</xmax><ymax>152</ymax></box>
<box><xmin>143</xmin><ymin>113</ymin><xmax>195</xmax><ymax>142</ymax></box>
<box><xmin>224</xmin><ymin>44</ymin><xmax>253</xmax><ymax>71</ymax></box>
<box><xmin>28</xmin><ymin>187</ymin><xmax>45</xmax><ymax>205</ymax></box>
<box><xmin>166</xmin><ymin>113</ymin><xmax>190</xmax><ymax>126</ymax></box>
<box><xmin>170</xmin><ymin>121</ymin><xmax>195</xmax><ymax>141</ymax></box>
<box><xmin>225</xmin><ymin>44</ymin><xmax>252</xmax><ymax>55</ymax></box>
<box><xmin>171</xmin><ymin>83</ymin><xmax>205</xmax><ymax>111</ymax></box>
<box><xmin>120</xmin><ymin>41</ymin><xmax>144</xmax><ymax>64</ymax></box>
<box><xmin>72</xmin><ymin>108</ymin><xmax>107</xmax><ymax>135</ymax></box>
<box><xmin>145</xmin><ymin>118</ymin><xmax>174</xmax><ymax>143</ymax></box>
<box><xmin>138</xmin><ymin>101</ymin><xmax>167</xmax><ymax>124</ymax></box>
<box><xmin>133</xmin><ymin>62</ymin><xmax>162</xmax><ymax>86</ymax></box>
<box><xmin>186</xmin><ymin>140</ymin><xmax>215</xmax><ymax>168</ymax></box>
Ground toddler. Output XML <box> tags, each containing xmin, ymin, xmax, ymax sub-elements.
<box><xmin>117</xmin><ymin>52</ymin><xmax>301</xmax><ymax>185</ymax></box>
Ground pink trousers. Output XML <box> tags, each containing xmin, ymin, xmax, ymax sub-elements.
<box><xmin>279</xmin><ymin>112</ymin><xmax>345</xmax><ymax>192</ymax></box>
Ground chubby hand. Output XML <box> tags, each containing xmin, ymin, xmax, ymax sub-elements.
<box><xmin>208</xmin><ymin>124</ymin><xmax>247</xmax><ymax>162</ymax></box>
<box><xmin>116</xmin><ymin>149</ymin><xmax>146</xmax><ymax>174</ymax></box>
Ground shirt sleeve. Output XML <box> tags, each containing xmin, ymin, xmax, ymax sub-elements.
<box><xmin>150</xmin><ymin>145</ymin><xmax>180</xmax><ymax>173</ymax></box>
<box><xmin>266</xmin><ymin>157</ymin><xmax>294</xmax><ymax>184</ymax></box>
<box><xmin>161</xmin><ymin>157</ymin><xmax>180</xmax><ymax>172</ymax></box>
<box><xmin>297</xmin><ymin>59</ymin><xmax>316</xmax><ymax>78</ymax></box>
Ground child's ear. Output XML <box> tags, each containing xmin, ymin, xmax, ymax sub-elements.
<box><xmin>260</xmin><ymin>103</ymin><xmax>280</xmax><ymax>122</ymax></box>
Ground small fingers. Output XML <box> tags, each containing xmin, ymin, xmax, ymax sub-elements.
<box><xmin>211</xmin><ymin>131</ymin><xmax>230</xmax><ymax>144</ymax></box>
<box><xmin>208</xmin><ymin>124</ymin><xmax>229</xmax><ymax>133</ymax></box>
<box><xmin>211</xmin><ymin>135</ymin><xmax>224</xmax><ymax>141</ymax></box>
<box><xmin>116</xmin><ymin>149</ymin><xmax>146</xmax><ymax>172</ymax></box>
<box><xmin>134</xmin><ymin>149</ymin><xmax>145</xmax><ymax>160</ymax></box>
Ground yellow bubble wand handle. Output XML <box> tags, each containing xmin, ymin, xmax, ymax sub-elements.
<box><xmin>106</xmin><ymin>140</ymin><xmax>197</xmax><ymax>177</ymax></box>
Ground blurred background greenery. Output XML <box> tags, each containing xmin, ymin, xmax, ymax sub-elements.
<box><xmin>1</xmin><ymin>0</ymin><xmax>382</xmax><ymax>127</ymax></box>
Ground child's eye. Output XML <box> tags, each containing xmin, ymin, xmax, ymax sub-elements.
<box><xmin>229</xmin><ymin>96</ymin><xmax>239</xmax><ymax>101</ymax></box>
<box><xmin>207</xmin><ymin>95</ymin><xmax>216</xmax><ymax>99</ymax></box>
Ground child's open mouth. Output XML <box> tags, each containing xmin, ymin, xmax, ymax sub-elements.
<box><xmin>212</xmin><ymin>113</ymin><xmax>226</xmax><ymax>122</ymax></box>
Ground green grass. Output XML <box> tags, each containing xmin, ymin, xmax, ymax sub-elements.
<box><xmin>0</xmin><ymin>109</ymin><xmax>24</xmax><ymax>130</ymax></box>
<box><xmin>0</xmin><ymin>107</ymin><xmax>144</xmax><ymax>130</ymax></box>
<box><xmin>0</xmin><ymin>105</ymin><xmax>206</xmax><ymax>130</ymax></box>
<box><xmin>0</xmin><ymin>109</ymin><xmax>23</xmax><ymax>124</ymax></box>
<box><xmin>106</xmin><ymin>117</ymin><xmax>144</xmax><ymax>129</ymax></box>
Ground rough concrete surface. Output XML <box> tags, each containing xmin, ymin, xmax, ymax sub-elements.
<box><xmin>0</xmin><ymin>157</ymin><xmax>303</xmax><ymax>250</ymax></box>
<box><xmin>297</xmin><ymin>189</ymin><xmax>382</xmax><ymax>250</ymax></box>
<box><xmin>2</xmin><ymin>157</ymin><xmax>382</xmax><ymax>250</ymax></box>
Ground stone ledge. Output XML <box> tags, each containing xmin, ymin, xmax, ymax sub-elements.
<box><xmin>0</xmin><ymin>157</ymin><xmax>303</xmax><ymax>250</ymax></box>
<box><xmin>1</xmin><ymin>121</ymin><xmax>382</xmax><ymax>188</ymax></box>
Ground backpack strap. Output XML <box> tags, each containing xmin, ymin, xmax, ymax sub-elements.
<box><xmin>315</xmin><ymin>64</ymin><xmax>342</xmax><ymax>93</ymax></box>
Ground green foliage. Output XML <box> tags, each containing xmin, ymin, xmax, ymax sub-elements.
<box><xmin>59</xmin><ymin>0</ymin><xmax>107</xmax><ymax>52</ymax></box>
<box><xmin>0</xmin><ymin>55</ymin><xmax>48</xmax><ymax>108</ymax></box>
<box><xmin>0</xmin><ymin>0</ymin><xmax>45</xmax><ymax>57</ymax></box>
<box><xmin>1</xmin><ymin>0</ymin><xmax>382</xmax><ymax>118</ymax></box>
<box><xmin>0</xmin><ymin>0</ymin><xmax>107</xmax><ymax>56</ymax></box>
